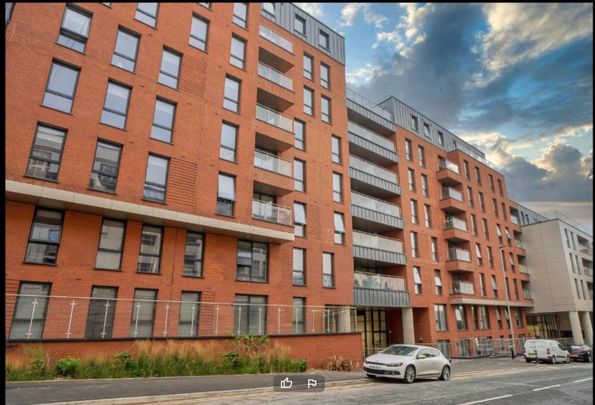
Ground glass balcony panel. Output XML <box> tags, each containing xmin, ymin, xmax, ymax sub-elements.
<box><xmin>256</xmin><ymin>104</ymin><xmax>293</xmax><ymax>132</ymax></box>
<box><xmin>254</xmin><ymin>149</ymin><xmax>292</xmax><ymax>176</ymax></box>
<box><xmin>257</xmin><ymin>62</ymin><xmax>292</xmax><ymax>90</ymax></box>
<box><xmin>351</xmin><ymin>191</ymin><xmax>401</xmax><ymax>218</ymax></box>
<box><xmin>352</xmin><ymin>230</ymin><xmax>403</xmax><ymax>253</ymax></box>
<box><xmin>349</xmin><ymin>155</ymin><xmax>398</xmax><ymax>184</ymax></box>
<box><xmin>354</xmin><ymin>272</ymin><xmax>406</xmax><ymax>291</ymax></box>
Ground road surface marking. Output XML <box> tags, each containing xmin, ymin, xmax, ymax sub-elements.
<box><xmin>458</xmin><ymin>394</ymin><xmax>514</xmax><ymax>404</ymax></box>
<box><xmin>573</xmin><ymin>377</ymin><xmax>593</xmax><ymax>383</ymax></box>
<box><xmin>532</xmin><ymin>384</ymin><xmax>561</xmax><ymax>391</ymax></box>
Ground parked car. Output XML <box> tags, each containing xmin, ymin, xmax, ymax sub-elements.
<box><xmin>565</xmin><ymin>344</ymin><xmax>592</xmax><ymax>362</ymax></box>
<box><xmin>523</xmin><ymin>339</ymin><xmax>571</xmax><ymax>364</ymax></box>
<box><xmin>363</xmin><ymin>344</ymin><xmax>451</xmax><ymax>383</ymax></box>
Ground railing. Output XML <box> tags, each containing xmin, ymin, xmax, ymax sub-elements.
<box><xmin>253</xmin><ymin>149</ymin><xmax>292</xmax><ymax>177</ymax></box>
<box><xmin>351</xmin><ymin>191</ymin><xmax>401</xmax><ymax>218</ymax></box>
<box><xmin>511</xmin><ymin>215</ymin><xmax>520</xmax><ymax>225</ymax></box>
<box><xmin>352</xmin><ymin>230</ymin><xmax>404</xmax><ymax>253</ymax></box>
<box><xmin>584</xmin><ymin>267</ymin><xmax>593</xmax><ymax>277</ymax></box>
<box><xmin>5</xmin><ymin>293</ymin><xmax>357</xmax><ymax>341</ymax></box>
<box><xmin>518</xmin><ymin>264</ymin><xmax>529</xmax><ymax>274</ymax></box>
<box><xmin>441</xmin><ymin>187</ymin><xmax>464</xmax><ymax>202</ymax></box>
<box><xmin>346</xmin><ymin>88</ymin><xmax>393</xmax><ymax>121</ymax></box>
<box><xmin>257</xmin><ymin>62</ymin><xmax>292</xmax><ymax>91</ymax></box>
<box><xmin>523</xmin><ymin>290</ymin><xmax>532</xmax><ymax>300</ymax></box>
<box><xmin>444</xmin><ymin>216</ymin><xmax>467</xmax><ymax>232</ymax></box>
<box><xmin>580</xmin><ymin>247</ymin><xmax>593</xmax><ymax>256</ymax></box>
<box><xmin>347</xmin><ymin>122</ymin><xmax>396</xmax><ymax>152</ymax></box>
<box><xmin>259</xmin><ymin>25</ymin><xmax>293</xmax><ymax>52</ymax></box>
<box><xmin>451</xmin><ymin>281</ymin><xmax>475</xmax><ymax>295</ymax></box>
<box><xmin>349</xmin><ymin>155</ymin><xmax>398</xmax><ymax>184</ymax></box>
<box><xmin>515</xmin><ymin>239</ymin><xmax>524</xmax><ymax>249</ymax></box>
<box><xmin>448</xmin><ymin>247</ymin><xmax>471</xmax><ymax>262</ymax></box>
<box><xmin>256</xmin><ymin>104</ymin><xmax>293</xmax><ymax>132</ymax></box>
<box><xmin>252</xmin><ymin>199</ymin><xmax>291</xmax><ymax>226</ymax></box>
<box><xmin>438</xmin><ymin>159</ymin><xmax>460</xmax><ymax>174</ymax></box>
<box><xmin>354</xmin><ymin>272</ymin><xmax>406</xmax><ymax>291</ymax></box>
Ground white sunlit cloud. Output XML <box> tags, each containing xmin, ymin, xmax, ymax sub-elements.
<box><xmin>346</xmin><ymin>63</ymin><xmax>388</xmax><ymax>85</ymax></box>
<box><xmin>294</xmin><ymin>3</ymin><xmax>323</xmax><ymax>18</ymax></box>
<box><xmin>372</xmin><ymin>3</ymin><xmax>433</xmax><ymax>55</ymax></box>
<box><xmin>338</xmin><ymin>3</ymin><xmax>387</xmax><ymax>29</ymax></box>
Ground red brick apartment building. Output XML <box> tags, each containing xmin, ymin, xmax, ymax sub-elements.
<box><xmin>5</xmin><ymin>3</ymin><xmax>532</xmax><ymax>363</ymax></box>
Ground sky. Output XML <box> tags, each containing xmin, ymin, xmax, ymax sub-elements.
<box><xmin>295</xmin><ymin>3</ymin><xmax>593</xmax><ymax>233</ymax></box>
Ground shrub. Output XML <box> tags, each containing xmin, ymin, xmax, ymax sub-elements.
<box><xmin>54</xmin><ymin>357</ymin><xmax>80</xmax><ymax>378</ymax></box>
<box><xmin>323</xmin><ymin>355</ymin><xmax>359</xmax><ymax>371</ymax></box>
<box><xmin>233</xmin><ymin>335</ymin><xmax>270</xmax><ymax>357</ymax></box>
<box><xmin>222</xmin><ymin>351</ymin><xmax>241</xmax><ymax>370</ymax></box>
<box><xmin>28</xmin><ymin>348</ymin><xmax>51</xmax><ymax>380</ymax></box>
<box><xmin>114</xmin><ymin>351</ymin><xmax>132</xmax><ymax>369</ymax></box>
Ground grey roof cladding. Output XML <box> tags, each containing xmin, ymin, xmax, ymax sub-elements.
<box><xmin>262</xmin><ymin>3</ymin><xmax>346</xmax><ymax>65</ymax></box>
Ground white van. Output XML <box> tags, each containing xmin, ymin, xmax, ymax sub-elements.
<box><xmin>523</xmin><ymin>339</ymin><xmax>571</xmax><ymax>364</ymax></box>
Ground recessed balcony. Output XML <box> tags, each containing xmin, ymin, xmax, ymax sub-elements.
<box><xmin>446</xmin><ymin>247</ymin><xmax>474</xmax><ymax>272</ymax></box>
<box><xmin>353</xmin><ymin>272</ymin><xmax>410</xmax><ymax>308</ymax></box>
<box><xmin>255</xmin><ymin>104</ymin><xmax>294</xmax><ymax>149</ymax></box>
<box><xmin>352</xmin><ymin>230</ymin><xmax>407</xmax><ymax>266</ymax></box>
<box><xmin>346</xmin><ymin>88</ymin><xmax>395</xmax><ymax>135</ymax></box>
<box><xmin>257</xmin><ymin>62</ymin><xmax>294</xmax><ymax>105</ymax></box>
<box><xmin>451</xmin><ymin>280</ymin><xmax>475</xmax><ymax>295</ymax></box>
<box><xmin>253</xmin><ymin>149</ymin><xmax>293</xmax><ymax>195</ymax></box>
<box><xmin>252</xmin><ymin>199</ymin><xmax>292</xmax><ymax>227</ymax></box>
<box><xmin>259</xmin><ymin>25</ymin><xmax>293</xmax><ymax>54</ymax></box>
<box><xmin>437</xmin><ymin>159</ymin><xmax>462</xmax><ymax>186</ymax></box>
<box><xmin>349</xmin><ymin>155</ymin><xmax>400</xmax><ymax>198</ymax></box>
<box><xmin>350</xmin><ymin>191</ymin><xmax>404</xmax><ymax>232</ymax></box>
<box><xmin>439</xmin><ymin>187</ymin><xmax>466</xmax><ymax>214</ymax></box>
<box><xmin>443</xmin><ymin>216</ymin><xmax>469</xmax><ymax>242</ymax></box>
<box><xmin>347</xmin><ymin>121</ymin><xmax>398</xmax><ymax>166</ymax></box>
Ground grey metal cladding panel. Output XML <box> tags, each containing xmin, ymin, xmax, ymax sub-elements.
<box><xmin>263</xmin><ymin>3</ymin><xmax>345</xmax><ymax>65</ymax></box>
<box><xmin>352</xmin><ymin>245</ymin><xmax>408</xmax><ymax>265</ymax></box>
<box><xmin>351</xmin><ymin>205</ymin><xmax>404</xmax><ymax>229</ymax></box>
<box><xmin>346</xmin><ymin>99</ymin><xmax>396</xmax><ymax>132</ymax></box>
<box><xmin>354</xmin><ymin>288</ymin><xmax>411</xmax><ymax>308</ymax></box>
<box><xmin>349</xmin><ymin>168</ymin><xmax>402</xmax><ymax>196</ymax></box>
<box><xmin>348</xmin><ymin>132</ymin><xmax>399</xmax><ymax>163</ymax></box>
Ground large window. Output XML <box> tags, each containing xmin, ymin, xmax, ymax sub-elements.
<box><xmin>219</xmin><ymin>122</ymin><xmax>237</xmax><ymax>161</ymax></box>
<box><xmin>320</xmin><ymin>63</ymin><xmax>330</xmax><ymax>89</ymax></box>
<box><xmin>303</xmin><ymin>87</ymin><xmax>313</xmax><ymax>115</ymax></box>
<box><xmin>319</xmin><ymin>30</ymin><xmax>329</xmax><ymax>49</ymax></box>
<box><xmin>237</xmin><ymin>241</ymin><xmax>268</xmax><ymax>282</ymax></box>
<box><xmin>410</xmin><ymin>232</ymin><xmax>418</xmax><ymax>258</ymax></box>
<box><xmin>434</xmin><ymin>304</ymin><xmax>448</xmax><ymax>331</ymax></box>
<box><xmin>137</xmin><ymin>225</ymin><xmax>163</xmax><ymax>274</ymax></box>
<box><xmin>216</xmin><ymin>173</ymin><xmax>235</xmax><ymax>216</ymax></box>
<box><xmin>95</xmin><ymin>219</ymin><xmax>125</xmax><ymax>270</ymax></box>
<box><xmin>431</xmin><ymin>237</ymin><xmax>439</xmax><ymax>262</ymax></box>
<box><xmin>178</xmin><ymin>291</ymin><xmax>201</xmax><ymax>337</ymax></box>
<box><xmin>42</xmin><ymin>61</ymin><xmax>80</xmax><ymax>113</ymax></box>
<box><xmin>418</xmin><ymin>146</ymin><xmax>425</xmax><ymax>167</ymax></box>
<box><xmin>9</xmin><ymin>282</ymin><xmax>52</xmax><ymax>339</ymax></box>
<box><xmin>294</xmin><ymin>14</ymin><xmax>305</xmax><ymax>34</ymax></box>
<box><xmin>294</xmin><ymin>120</ymin><xmax>305</xmax><ymax>150</ymax></box>
<box><xmin>26</xmin><ymin>124</ymin><xmax>66</xmax><ymax>182</ymax></box>
<box><xmin>331</xmin><ymin>135</ymin><xmax>341</xmax><ymax>164</ymax></box>
<box><xmin>491</xmin><ymin>275</ymin><xmax>498</xmax><ymax>298</ymax></box>
<box><xmin>25</xmin><ymin>209</ymin><xmax>63</xmax><ymax>265</ymax></box>
<box><xmin>234</xmin><ymin>295</ymin><xmax>267</xmax><ymax>335</ymax></box>
<box><xmin>184</xmin><ymin>232</ymin><xmax>204</xmax><ymax>277</ymax></box>
<box><xmin>159</xmin><ymin>48</ymin><xmax>181</xmax><ymax>89</ymax></box>
<box><xmin>413</xmin><ymin>267</ymin><xmax>422</xmax><ymax>294</ymax></box>
<box><xmin>143</xmin><ymin>155</ymin><xmax>169</xmax><ymax>202</ymax></box>
<box><xmin>332</xmin><ymin>172</ymin><xmax>343</xmax><ymax>202</ymax></box>
<box><xmin>303</xmin><ymin>54</ymin><xmax>313</xmax><ymax>80</ymax></box>
<box><xmin>85</xmin><ymin>286</ymin><xmax>117</xmax><ymax>339</ymax></box>
<box><xmin>190</xmin><ymin>14</ymin><xmax>209</xmax><ymax>51</ymax></box>
<box><xmin>230</xmin><ymin>36</ymin><xmax>246</xmax><ymax>69</ymax></box>
<box><xmin>232</xmin><ymin>3</ymin><xmax>248</xmax><ymax>28</ymax></box>
<box><xmin>321</xmin><ymin>96</ymin><xmax>331</xmax><ymax>123</ymax></box>
<box><xmin>223</xmin><ymin>76</ymin><xmax>241</xmax><ymax>112</ymax></box>
<box><xmin>434</xmin><ymin>270</ymin><xmax>442</xmax><ymax>295</ymax></box>
<box><xmin>405</xmin><ymin>139</ymin><xmax>412</xmax><ymax>161</ymax></box>
<box><xmin>294</xmin><ymin>202</ymin><xmax>306</xmax><ymax>237</ymax></box>
<box><xmin>410</xmin><ymin>199</ymin><xmax>418</xmax><ymax>224</ymax></box>
<box><xmin>477</xmin><ymin>306</ymin><xmax>490</xmax><ymax>329</ymax></box>
<box><xmin>323</xmin><ymin>252</ymin><xmax>334</xmax><ymax>288</ymax></box>
<box><xmin>454</xmin><ymin>305</ymin><xmax>467</xmax><ymax>330</ymax></box>
<box><xmin>408</xmin><ymin>168</ymin><xmax>416</xmax><ymax>192</ymax></box>
<box><xmin>333</xmin><ymin>212</ymin><xmax>345</xmax><ymax>244</ymax></box>
<box><xmin>89</xmin><ymin>141</ymin><xmax>122</xmax><ymax>193</ymax></box>
<box><xmin>112</xmin><ymin>28</ymin><xmax>140</xmax><ymax>72</ymax></box>
<box><xmin>421</xmin><ymin>174</ymin><xmax>428</xmax><ymax>197</ymax></box>
<box><xmin>294</xmin><ymin>159</ymin><xmax>305</xmax><ymax>192</ymax></box>
<box><xmin>135</xmin><ymin>3</ymin><xmax>159</xmax><ymax>27</ymax></box>
<box><xmin>151</xmin><ymin>99</ymin><xmax>176</xmax><ymax>143</ymax></box>
<box><xmin>58</xmin><ymin>6</ymin><xmax>91</xmax><ymax>53</ymax></box>
<box><xmin>293</xmin><ymin>248</ymin><xmax>305</xmax><ymax>286</ymax></box>
<box><xmin>424</xmin><ymin>204</ymin><xmax>431</xmax><ymax>228</ymax></box>
<box><xmin>479</xmin><ymin>273</ymin><xmax>487</xmax><ymax>296</ymax></box>
<box><xmin>130</xmin><ymin>289</ymin><xmax>157</xmax><ymax>338</ymax></box>
<box><xmin>293</xmin><ymin>298</ymin><xmax>305</xmax><ymax>334</ymax></box>
<box><xmin>100</xmin><ymin>81</ymin><xmax>131</xmax><ymax>129</ymax></box>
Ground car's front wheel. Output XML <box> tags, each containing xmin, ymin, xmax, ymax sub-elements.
<box><xmin>439</xmin><ymin>366</ymin><xmax>451</xmax><ymax>381</ymax></box>
<box><xmin>404</xmin><ymin>365</ymin><xmax>416</xmax><ymax>384</ymax></box>
<box><xmin>551</xmin><ymin>356</ymin><xmax>557</xmax><ymax>364</ymax></box>
<box><xmin>566</xmin><ymin>356</ymin><xmax>571</xmax><ymax>364</ymax></box>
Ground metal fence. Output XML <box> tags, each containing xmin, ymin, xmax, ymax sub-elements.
<box><xmin>5</xmin><ymin>293</ymin><xmax>357</xmax><ymax>341</ymax></box>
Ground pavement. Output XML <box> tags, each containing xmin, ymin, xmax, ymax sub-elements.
<box><xmin>5</xmin><ymin>357</ymin><xmax>593</xmax><ymax>405</ymax></box>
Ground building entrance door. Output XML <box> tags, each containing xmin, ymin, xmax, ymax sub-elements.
<box><xmin>357</xmin><ymin>308</ymin><xmax>388</xmax><ymax>357</ymax></box>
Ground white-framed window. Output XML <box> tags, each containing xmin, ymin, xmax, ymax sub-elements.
<box><xmin>413</xmin><ymin>266</ymin><xmax>422</xmax><ymax>294</ymax></box>
<box><xmin>294</xmin><ymin>202</ymin><xmax>306</xmax><ymax>237</ymax></box>
<box><xmin>332</xmin><ymin>172</ymin><xmax>343</xmax><ymax>202</ymax></box>
<box><xmin>333</xmin><ymin>212</ymin><xmax>345</xmax><ymax>244</ymax></box>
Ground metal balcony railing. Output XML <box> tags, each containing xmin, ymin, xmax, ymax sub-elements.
<box><xmin>257</xmin><ymin>62</ymin><xmax>293</xmax><ymax>91</ymax></box>
<box><xmin>511</xmin><ymin>215</ymin><xmax>520</xmax><ymax>225</ymax></box>
<box><xmin>259</xmin><ymin>25</ymin><xmax>293</xmax><ymax>52</ymax></box>
<box><xmin>518</xmin><ymin>264</ymin><xmax>529</xmax><ymax>274</ymax></box>
<box><xmin>254</xmin><ymin>149</ymin><xmax>292</xmax><ymax>177</ymax></box>
<box><xmin>346</xmin><ymin>88</ymin><xmax>393</xmax><ymax>121</ymax></box>
<box><xmin>444</xmin><ymin>216</ymin><xmax>468</xmax><ymax>232</ymax></box>
<box><xmin>584</xmin><ymin>267</ymin><xmax>593</xmax><ymax>277</ymax></box>
<box><xmin>448</xmin><ymin>247</ymin><xmax>471</xmax><ymax>262</ymax></box>
<box><xmin>438</xmin><ymin>159</ymin><xmax>460</xmax><ymax>174</ymax></box>
<box><xmin>441</xmin><ymin>187</ymin><xmax>464</xmax><ymax>202</ymax></box>
<box><xmin>351</xmin><ymin>191</ymin><xmax>401</xmax><ymax>218</ymax></box>
<box><xmin>256</xmin><ymin>104</ymin><xmax>293</xmax><ymax>132</ymax></box>
<box><xmin>354</xmin><ymin>272</ymin><xmax>406</xmax><ymax>291</ymax></box>
<box><xmin>352</xmin><ymin>230</ymin><xmax>404</xmax><ymax>253</ymax></box>
<box><xmin>515</xmin><ymin>239</ymin><xmax>524</xmax><ymax>249</ymax></box>
<box><xmin>252</xmin><ymin>199</ymin><xmax>291</xmax><ymax>226</ymax></box>
<box><xmin>580</xmin><ymin>247</ymin><xmax>593</xmax><ymax>256</ymax></box>
<box><xmin>523</xmin><ymin>290</ymin><xmax>532</xmax><ymax>300</ymax></box>
<box><xmin>349</xmin><ymin>155</ymin><xmax>398</xmax><ymax>184</ymax></box>
<box><xmin>348</xmin><ymin>122</ymin><xmax>396</xmax><ymax>152</ymax></box>
<box><xmin>451</xmin><ymin>281</ymin><xmax>475</xmax><ymax>295</ymax></box>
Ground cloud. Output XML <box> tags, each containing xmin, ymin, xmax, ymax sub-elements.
<box><xmin>339</xmin><ymin>3</ymin><xmax>387</xmax><ymax>29</ymax></box>
<box><xmin>294</xmin><ymin>3</ymin><xmax>323</xmax><ymax>18</ymax></box>
<box><xmin>346</xmin><ymin>63</ymin><xmax>387</xmax><ymax>85</ymax></box>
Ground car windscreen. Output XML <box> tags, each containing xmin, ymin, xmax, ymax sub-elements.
<box><xmin>380</xmin><ymin>345</ymin><xmax>417</xmax><ymax>356</ymax></box>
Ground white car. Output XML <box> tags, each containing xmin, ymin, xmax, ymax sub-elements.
<box><xmin>523</xmin><ymin>339</ymin><xmax>571</xmax><ymax>364</ymax></box>
<box><xmin>363</xmin><ymin>344</ymin><xmax>451</xmax><ymax>383</ymax></box>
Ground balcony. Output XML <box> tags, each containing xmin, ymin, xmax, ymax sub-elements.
<box><xmin>353</xmin><ymin>272</ymin><xmax>410</xmax><ymax>308</ymax></box>
<box><xmin>349</xmin><ymin>155</ymin><xmax>401</xmax><ymax>198</ymax></box>
<box><xmin>580</xmin><ymin>246</ymin><xmax>593</xmax><ymax>257</ymax></box>
<box><xmin>255</xmin><ymin>104</ymin><xmax>294</xmax><ymax>150</ymax></box>
<box><xmin>518</xmin><ymin>264</ymin><xmax>530</xmax><ymax>274</ymax></box>
<box><xmin>437</xmin><ymin>160</ymin><xmax>462</xmax><ymax>186</ymax></box>
<box><xmin>259</xmin><ymin>25</ymin><xmax>293</xmax><ymax>53</ymax></box>
<box><xmin>446</xmin><ymin>247</ymin><xmax>474</xmax><ymax>272</ymax></box>
<box><xmin>352</xmin><ymin>230</ymin><xmax>407</xmax><ymax>266</ymax></box>
<box><xmin>523</xmin><ymin>290</ymin><xmax>533</xmax><ymax>300</ymax></box>
<box><xmin>351</xmin><ymin>191</ymin><xmax>404</xmax><ymax>232</ymax></box>
<box><xmin>584</xmin><ymin>267</ymin><xmax>593</xmax><ymax>277</ymax></box>
<box><xmin>252</xmin><ymin>200</ymin><xmax>292</xmax><ymax>227</ymax></box>
<box><xmin>451</xmin><ymin>281</ymin><xmax>475</xmax><ymax>295</ymax></box>
<box><xmin>253</xmin><ymin>150</ymin><xmax>293</xmax><ymax>195</ymax></box>
<box><xmin>515</xmin><ymin>239</ymin><xmax>526</xmax><ymax>256</ymax></box>
<box><xmin>254</xmin><ymin>149</ymin><xmax>291</xmax><ymax>176</ymax></box>
<box><xmin>439</xmin><ymin>187</ymin><xmax>466</xmax><ymax>214</ymax></box>
<box><xmin>347</xmin><ymin>121</ymin><xmax>398</xmax><ymax>165</ymax></box>
<box><xmin>346</xmin><ymin>88</ymin><xmax>395</xmax><ymax>135</ymax></box>
<box><xmin>444</xmin><ymin>216</ymin><xmax>469</xmax><ymax>242</ymax></box>
<box><xmin>256</xmin><ymin>104</ymin><xmax>292</xmax><ymax>133</ymax></box>
<box><xmin>257</xmin><ymin>62</ymin><xmax>292</xmax><ymax>91</ymax></box>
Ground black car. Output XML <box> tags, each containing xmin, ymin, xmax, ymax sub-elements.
<box><xmin>566</xmin><ymin>345</ymin><xmax>592</xmax><ymax>362</ymax></box>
